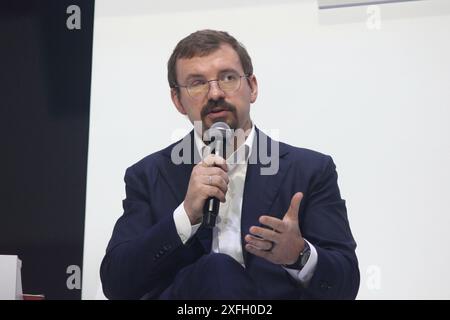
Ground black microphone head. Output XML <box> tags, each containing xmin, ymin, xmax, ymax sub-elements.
<box><xmin>210</xmin><ymin>121</ymin><xmax>230</xmax><ymax>130</ymax></box>
<box><xmin>209</xmin><ymin>121</ymin><xmax>232</xmax><ymax>141</ymax></box>
<box><xmin>204</xmin><ymin>122</ymin><xmax>232</xmax><ymax>159</ymax></box>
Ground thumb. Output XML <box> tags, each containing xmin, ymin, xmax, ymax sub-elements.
<box><xmin>284</xmin><ymin>192</ymin><xmax>303</xmax><ymax>221</ymax></box>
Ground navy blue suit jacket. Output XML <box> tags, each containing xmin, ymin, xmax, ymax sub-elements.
<box><xmin>100</xmin><ymin>127</ymin><xmax>359</xmax><ymax>299</ymax></box>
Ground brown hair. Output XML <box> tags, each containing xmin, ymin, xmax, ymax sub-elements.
<box><xmin>167</xmin><ymin>29</ymin><xmax>253</xmax><ymax>90</ymax></box>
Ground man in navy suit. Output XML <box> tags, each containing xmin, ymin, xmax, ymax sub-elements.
<box><xmin>100</xmin><ymin>30</ymin><xmax>359</xmax><ymax>299</ymax></box>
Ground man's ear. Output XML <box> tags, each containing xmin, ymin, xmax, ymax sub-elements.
<box><xmin>171</xmin><ymin>88</ymin><xmax>187</xmax><ymax>115</ymax></box>
<box><xmin>248</xmin><ymin>75</ymin><xmax>258</xmax><ymax>103</ymax></box>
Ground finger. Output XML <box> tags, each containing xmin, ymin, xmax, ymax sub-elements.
<box><xmin>202</xmin><ymin>154</ymin><xmax>228</xmax><ymax>172</ymax></box>
<box><xmin>197</xmin><ymin>166</ymin><xmax>229</xmax><ymax>184</ymax></box>
<box><xmin>259</xmin><ymin>215</ymin><xmax>285</xmax><ymax>233</ymax></box>
<box><xmin>204</xmin><ymin>175</ymin><xmax>228</xmax><ymax>194</ymax></box>
<box><xmin>202</xmin><ymin>167</ymin><xmax>229</xmax><ymax>184</ymax></box>
<box><xmin>245</xmin><ymin>234</ymin><xmax>273</xmax><ymax>251</ymax></box>
<box><xmin>204</xmin><ymin>185</ymin><xmax>226</xmax><ymax>202</ymax></box>
<box><xmin>249</xmin><ymin>226</ymin><xmax>279</xmax><ymax>243</ymax></box>
<box><xmin>284</xmin><ymin>192</ymin><xmax>303</xmax><ymax>222</ymax></box>
<box><xmin>245</xmin><ymin>244</ymin><xmax>273</xmax><ymax>260</ymax></box>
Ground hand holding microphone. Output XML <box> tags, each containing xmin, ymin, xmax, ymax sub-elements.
<box><xmin>183</xmin><ymin>122</ymin><xmax>231</xmax><ymax>227</ymax></box>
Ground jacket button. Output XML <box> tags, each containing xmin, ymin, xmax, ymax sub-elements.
<box><xmin>320</xmin><ymin>281</ymin><xmax>332</xmax><ymax>290</ymax></box>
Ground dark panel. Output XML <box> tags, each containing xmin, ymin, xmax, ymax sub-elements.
<box><xmin>0</xmin><ymin>0</ymin><xmax>94</xmax><ymax>299</ymax></box>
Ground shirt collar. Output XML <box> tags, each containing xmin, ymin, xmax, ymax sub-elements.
<box><xmin>194</xmin><ymin>123</ymin><xmax>255</xmax><ymax>173</ymax></box>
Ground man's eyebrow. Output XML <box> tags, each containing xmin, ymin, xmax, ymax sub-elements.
<box><xmin>218</xmin><ymin>68</ymin><xmax>239</xmax><ymax>75</ymax></box>
<box><xmin>185</xmin><ymin>73</ymin><xmax>205</xmax><ymax>81</ymax></box>
<box><xmin>184</xmin><ymin>68</ymin><xmax>241</xmax><ymax>82</ymax></box>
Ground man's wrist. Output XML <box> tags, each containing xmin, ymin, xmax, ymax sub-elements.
<box><xmin>283</xmin><ymin>239</ymin><xmax>311</xmax><ymax>270</ymax></box>
<box><xmin>183</xmin><ymin>202</ymin><xmax>201</xmax><ymax>225</ymax></box>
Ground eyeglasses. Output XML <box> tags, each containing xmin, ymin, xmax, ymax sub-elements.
<box><xmin>174</xmin><ymin>71</ymin><xmax>250</xmax><ymax>100</ymax></box>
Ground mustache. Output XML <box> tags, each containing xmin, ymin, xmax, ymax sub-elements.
<box><xmin>200</xmin><ymin>99</ymin><xmax>237</xmax><ymax>119</ymax></box>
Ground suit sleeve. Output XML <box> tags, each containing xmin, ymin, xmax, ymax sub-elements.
<box><xmin>100</xmin><ymin>165</ymin><xmax>203</xmax><ymax>300</ymax></box>
<box><xmin>301</xmin><ymin>156</ymin><xmax>360</xmax><ymax>299</ymax></box>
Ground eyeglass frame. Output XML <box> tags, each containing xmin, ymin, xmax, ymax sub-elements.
<box><xmin>172</xmin><ymin>71</ymin><xmax>252</xmax><ymax>100</ymax></box>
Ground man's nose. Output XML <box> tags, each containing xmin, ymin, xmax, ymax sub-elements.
<box><xmin>207</xmin><ymin>80</ymin><xmax>225</xmax><ymax>101</ymax></box>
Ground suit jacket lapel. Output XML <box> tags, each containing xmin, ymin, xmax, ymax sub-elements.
<box><xmin>241</xmin><ymin>127</ymin><xmax>290</xmax><ymax>265</ymax></box>
<box><xmin>159</xmin><ymin>130</ymin><xmax>196</xmax><ymax>203</ymax></box>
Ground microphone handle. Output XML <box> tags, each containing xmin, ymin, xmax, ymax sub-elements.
<box><xmin>203</xmin><ymin>139</ymin><xmax>225</xmax><ymax>228</ymax></box>
<box><xmin>203</xmin><ymin>197</ymin><xmax>220</xmax><ymax>228</ymax></box>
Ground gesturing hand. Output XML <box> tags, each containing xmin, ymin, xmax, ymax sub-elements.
<box><xmin>244</xmin><ymin>192</ymin><xmax>305</xmax><ymax>265</ymax></box>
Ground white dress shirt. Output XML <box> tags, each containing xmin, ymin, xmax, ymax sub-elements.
<box><xmin>173</xmin><ymin>124</ymin><xmax>318</xmax><ymax>284</ymax></box>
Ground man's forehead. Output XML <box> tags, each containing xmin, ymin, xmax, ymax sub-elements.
<box><xmin>176</xmin><ymin>44</ymin><xmax>243</xmax><ymax>78</ymax></box>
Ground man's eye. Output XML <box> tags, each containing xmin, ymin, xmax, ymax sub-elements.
<box><xmin>189</xmin><ymin>80</ymin><xmax>206</xmax><ymax>87</ymax></box>
<box><xmin>222</xmin><ymin>73</ymin><xmax>238</xmax><ymax>82</ymax></box>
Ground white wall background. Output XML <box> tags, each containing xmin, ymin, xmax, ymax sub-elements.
<box><xmin>83</xmin><ymin>0</ymin><xmax>450</xmax><ymax>299</ymax></box>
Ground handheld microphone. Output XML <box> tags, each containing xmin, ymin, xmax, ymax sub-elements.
<box><xmin>203</xmin><ymin>121</ymin><xmax>231</xmax><ymax>228</ymax></box>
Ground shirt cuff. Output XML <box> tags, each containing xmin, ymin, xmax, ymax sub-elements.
<box><xmin>283</xmin><ymin>239</ymin><xmax>318</xmax><ymax>286</ymax></box>
<box><xmin>173</xmin><ymin>201</ymin><xmax>201</xmax><ymax>244</ymax></box>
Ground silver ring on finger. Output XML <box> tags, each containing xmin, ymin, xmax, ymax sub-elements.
<box><xmin>208</xmin><ymin>175</ymin><xmax>212</xmax><ymax>185</ymax></box>
<box><xmin>264</xmin><ymin>241</ymin><xmax>275</xmax><ymax>252</ymax></box>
